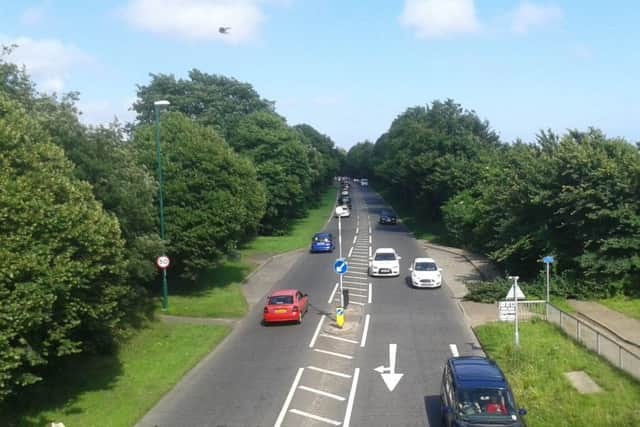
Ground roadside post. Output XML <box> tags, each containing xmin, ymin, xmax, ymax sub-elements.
<box><xmin>156</xmin><ymin>255</ymin><xmax>171</xmax><ymax>309</ymax></box>
<box><xmin>542</xmin><ymin>256</ymin><xmax>554</xmax><ymax>303</ymax></box>
<box><xmin>333</xmin><ymin>259</ymin><xmax>348</xmax><ymax>328</ymax></box>
<box><xmin>507</xmin><ymin>276</ymin><xmax>522</xmax><ymax>348</ymax></box>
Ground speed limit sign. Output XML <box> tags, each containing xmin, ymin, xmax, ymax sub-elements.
<box><xmin>156</xmin><ymin>255</ymin><xmax>170</xmax><ymax>270</ymax></box>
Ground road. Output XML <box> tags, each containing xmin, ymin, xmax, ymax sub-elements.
<box><xmin>137</xmin><ymin>183</ymin><xmax>483</xmax><ymax>427</ymax></box>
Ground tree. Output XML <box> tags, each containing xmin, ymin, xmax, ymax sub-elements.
<box><xmin>0</xmin><ymin>95</ymin><xmax>131</xmax><ymax>399</ymax></box>
<box><xmin>131</xmin><ymin>112</ymin><xmax>266</xmax><ymax>278</ymax></box>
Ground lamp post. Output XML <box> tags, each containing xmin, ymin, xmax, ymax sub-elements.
<box><xmin>154</xmin><ymin>100</ymin><xmax>170</xmax><ymax>310</ymax></box>
<box><xmin>508</xmin><ymin>276</ymin><xmax>520</xmax><ymax>348</ymax></box>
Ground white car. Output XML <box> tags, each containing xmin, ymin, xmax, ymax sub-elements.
<box><xmin>335</xmin><ymin>205</ymin><xmax>351</xmax><ymax>218</ymax></box>
<box><xmin>360</xmin><ymin>178</ymin><xmax>368</xmax><ymax>187</ymax></box>
<box><xmin>408</xmin><ymin>257</ymin><xmax>442</xmax><ymax>288</ymax></box>
<box><xmin>369</xmin><ymin>248</ymin><xmax>401</xmax><ymax>277</ymax></box>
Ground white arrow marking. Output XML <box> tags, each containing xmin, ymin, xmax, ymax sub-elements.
<box><xmin>373</xmin><ymin>343</ymin><xmax>404</xmax><ymax>391</ymax></box>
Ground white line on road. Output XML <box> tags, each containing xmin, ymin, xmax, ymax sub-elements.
<box><xmin>343</xmin><ymin>278</ymin><xmax>369</xmax><ymax>284</ymax></box>
<box><xmin>328</xmin><ymin>283</ymin><xmax>339</xmax><ymax>304</ymax></box>
<box><xmin>347</xmin><ymin>261</ymin><xmax>369</xmax><ymax>266</ymax></box>
<box><xmin>309</xmin><ymin>315</ymin><xmax>326</xmax><ymax>348</ymax></box>
<box><xmin>314</xmin><ymin>348</ymin><xmax>353</xmax><ymax>359</ymax></box>
<box><xmin>356</xmin><ymin>227</ymin><xmax>359</xmax><ymax>234</ymax></box>
<box><xmin>347</xmin><ymin>293</ymin><xmax>368</xmax><ymax>299</ymax></box>
<box><xmin>369</xmin><ymin>235</ymin><xmax>372</xmax><ymax>244</ymax></box>
<box><xmin>343</xmin><ymin>368</ymin><xmax>360</xmax><ymax>427</ymax></box>
<box><xmin>320</xmin><ymin>333</ymin><xmax>359</xmax><ymax>344</ymax></box>
<box><xmin>347</xmin><ymin>265</ymin><xmax>368</xmax><ymax>270</ymax></box>
<box><xmin>343</xmin><ymin>287</ymin><xmax>367</xmax><ymax>294</ymax></box>
<box><xmin>346</xmin><ymin>271</ymin><xmax>368</xmax><ymax>276</ymax></box>
<box><xmin>369</xmin><ymin>246</ymin><xmax>371</xmax><ymax>257</ymax></box>
<box><xmin>349</xmin><ymin>301</ymin><xmax>365</xmax><ymax>306</ymax></box>
<box><xmin>274</xmin><ymin>368</ymin><xmax>304</xmax><ymax>427</ymax></box>
<box><xmin>360</xmin><ymin>314</ymin><xmax>370</xmax><ymax>347</ymax></box>
<box><xmin>352</xmin><ymin>236</ymin><xmax>357</xmax><ymax>245</ymax></box>
<box><xmin>348</xmin><ymin>247</ymin><xmax>353</xmax><ymax>257</ymax></box>
<box><xmin>298</xmin><ymin>385</ymin><xmax>346</xmax><ymax>401</ymax></box>
<box><xmin>450</xmin><ymin>344</ymin><xmax>459</xmax><ymax>357</ymax></box>
<box><xmin>289</xmin><ymin>409</ymin><xmax>341</xmax><ymax>426</ymax></box>
<box><xmin>308</xmin><ymin>365</ymin><xmax>352</xmax><ymax>379</ymax></box>
<box><xmin>368</xmin><ymin>283</ymin><xmax>372</xmax><ymax>303</ymax></box>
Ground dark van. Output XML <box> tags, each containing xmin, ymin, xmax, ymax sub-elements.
<box><xmin>441</xmin><ymin>356</ymin><xmax>527</xmax><ymax>427</ymax></box>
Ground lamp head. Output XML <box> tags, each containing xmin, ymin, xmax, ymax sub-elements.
<box><xmin>153</xmin><ymin>100</ymin><xmax>170</xmax><ymax>107</ymax></box>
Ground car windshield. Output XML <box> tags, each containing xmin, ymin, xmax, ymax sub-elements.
<box><xmin>455</xmin><ymin>388</ymin><xmax>516</xmax><ymax>421</ymax></box>
<box><xmin>415</xmin><ymin>262</ymin><xmax>437</xmax><ymax>271</ymax></box>
<box><xmin>375</xmin><ymin>253</ymin><xmax>396</xmax><ymax>261</ymax></box>
<box><xmin>269</xmin><ymin>295</ymin><xmax>293</xmax><ymax>305</ymax></box>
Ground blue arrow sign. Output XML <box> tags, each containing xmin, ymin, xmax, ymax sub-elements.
<box><xmin>334</xmin><ymin>259</ymin><xmax>348</xmax><ymax>274</ymax></box>
<box><xmin>543</xmin><ymin>256</ymin><xmax>554</xmax><ymax>264</ymax></box>
<box><xmin>336</xmin><ymin>307</ymin><xmax>344</xmax><ymax>316</ymax></box>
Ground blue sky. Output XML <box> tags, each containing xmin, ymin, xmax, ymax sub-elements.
<box><xmin>2</xmin><ymin>0</ymin><xmax>639</xmax><ymax>149</ymax></box>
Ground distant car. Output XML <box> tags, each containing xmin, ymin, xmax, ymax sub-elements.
<box><xmin>441</xmin><ymin>356</ymin><xmax>527</xmax><ymax>427</ymax></box>
<box><xmin>341</xmin><ymin>190</ymin><xmax>349</xmax><ymax>197</ymax></box>
<box><xmin>353</xmin><ymin>178</ymin><xmax>360</xmax><ymax>183</ymax></box>
<box><xmin>338</xmin><ymin>195</ymin><xmax>352</xmax><ymax>208</ymax></box>
<box><xmin>360</xmin><ymin>178</ymin><xmax>368</xmax><ymax>187</ymax></box>
<box><xmin>335</xmin><ymin>205</ymin><xmax>351</xmax><ymax>218</ymax></box>
<box><xmin>310</xmin><ymin>232</ymin><xmax>334</xmax><ymax>253</ymax></box>
<box><xmin>263</xmin><ymin>289</ymin><xmax>309</xmax><ymax>324</ymax></box>
<box><xmin>409</xmin><ymin>257</ymin><xmax>442</xmax><ymax>288</ymax></box>
<box><xmin>369</xmin><ymin>248</ymin><xmax>401</xmax><ymax>277</ymax></box>
<box><xmin>379</xmin><ymin>210</ymin><xmax>397</xmax><ymax>225</ymax></box>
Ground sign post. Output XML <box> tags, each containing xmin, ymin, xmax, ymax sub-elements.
<box><xmin>542</xmin><ymin>256</ymin><xmax>554</xmax><ymax>303</ymax></box>
<box><xmin>333</xmin><ymin>259</ymin><xmax>348</xmax><ymax>328</ymax></box>
<box><xmin>507</xmin><ymin>276</ymin><xmax>521</xmax><ymax>348</ymax></box>
<box><xmin>156</xmin><ymin>255</ymin><xmax>171</xmax><ymax>310</ymax></box>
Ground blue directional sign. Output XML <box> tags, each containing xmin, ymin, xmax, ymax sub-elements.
<box><xmin>334</xmin><ymin>259</ymin><xmax>348</xmax><ymax>275</ymax></box>
<box><xmin>543</xmin><ymin>256</ymin><xmax>555</xmax><ymax>264</ymax></box>
<box><xmin>336</xmin><ymin>307</ymin><xmax>344</xmax><ymax>316</ymax></box>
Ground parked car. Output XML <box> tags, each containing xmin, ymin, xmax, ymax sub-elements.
<box><xmin>369</xmin><ymin>248</ymin><xmax>401</xmax><ymax>277</ymax></box>
<box><xmin>441</xmin><ymin>356</ymin><xmax>527</xmax><ymax>427</ymax></box>
<box><xmin>263</xmin><ymin>289</ymin><xmax>309</xmax><ymax>324</ymax></box>
<box><xmin>335</xmin><ymin>205</ymin><xmax>351</xmax><ymax>218</ymax></box>
<box><xmin>378</xmin><ymin>209</ymin><xmax>397</xmax><ymax>225</ymax></box>
<box><xmin>310</xmin><ymin>232</ymin><xmax>334</xmax><ymax>253</ymax></box>
<box><xmin>408</xmin><ymin>257</ymin><xmax>442</xmax><ymax>288</ymax></box>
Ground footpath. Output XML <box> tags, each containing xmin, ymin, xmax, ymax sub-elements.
<box><xmin>422</xmin><ymin>241</ymin><xmax>640</xmax><ymax>355</ymax></box>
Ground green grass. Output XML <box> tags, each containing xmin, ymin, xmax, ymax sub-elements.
<box><xmin>242</xmin><ymin>188</ymin><xmax>337</xmax><ymax>256</ymax></box>
<box><xmin>160</xmin><ymin>260</ymin><xmax>251</xmax><ymax>318</ymax></box>
<box><xmin>475</xmin><ymin>320</ymin><xmax>640</xmax><ymax>427</ymax></box>
<box><xmin>598</xmin><ymin>296</ymin><xmax>640</xmax><ymax>321</ymax></box>
<box><xmin>550</xmin><ymin>297</ymin><xmax>577</xmax><ymax>314</ymax></box>
<box><xmin>1</xmin><ymin>322</ymin><xmax>230</xmax><ymax>427</ymax></box>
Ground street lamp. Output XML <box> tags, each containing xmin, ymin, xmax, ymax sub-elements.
<box><xmin>154</xmin><ymin>100</ymin><xmax>170</xmax><ymax>310</ymax></box>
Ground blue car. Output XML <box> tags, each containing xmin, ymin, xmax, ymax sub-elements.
<box><xmin>310</xmin><ymin>232</ymin><xmax>335</xmax><ymax>253</ymax></box>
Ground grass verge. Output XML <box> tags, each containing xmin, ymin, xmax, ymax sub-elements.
<box><xmin>241</xmin><ymin>188</ymin><xmax>337</xmax><ymax>256</ymax></box>
<box><xmin>1</xmin><ymin>322</ymin><xmax>230</xmax><ymax>427</ymax></box>
<box><xmin>475</xmin><ymin>319</ymin><xmax>640</xmax><ymax>427</ymax></box>
<box><xmin>598</xmin><ymin>296</ymin><xmax>640</xmax><ymax>321</ymax></box>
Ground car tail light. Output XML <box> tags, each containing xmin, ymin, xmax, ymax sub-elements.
<box><xmin>292</xmin><ymin>306</ymin><xmax>299</xmax><ymax>313</ymax></box>
<box><xmin>263</xmin><ymin>306</ymin><xmax>269</xmax><ymax>313</ymax></box>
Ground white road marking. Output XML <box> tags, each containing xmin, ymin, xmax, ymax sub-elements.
<box><xmin>369</xmin><ymin>236</ymin><xmax>372</xmax><ymax>244</ymax></box>
<box><xmin>346</xmin><ymin>271</ymin><xmax>368</xmax><ymax>276</ymax></box>
<box><xmin>368</xmin><ymin>227</ymin><xmax>371</xmax><ymax>235</ymax></box>
<box><xmin>343</xmin><ymin>368</ymin><xmax>360</xmax><ymax>427</ymax></box>
<box><xmin>352</xmin><ymin>236</ymin><xmax>357</xmax><ymax>245</ymax></box>
<box><xmin>343</xmin><ymin>277</ymin><xmax>369</xmax><ymax>283</ymax></box>
<box><xmin>348</xmin><ymin>294</ymin><xmax>368</xmax><ymax>299</ymax></box>
<box><xmin>343</xmin><ymin>287</ymin><xmax>367</xmax><ymax>294</ymax></box>
<box><xmin>349</xmin><ymin>301</ymin><xmax>365</xmax><ymax>306</ymax></box>
<box><xmin>347</xmin><ymin>261</ymin><xmax>369</xmax><ymax>266</ymax></box>
<box><xmin>360</xmin><ymin>314</ymin><xmax>370</xmax><ymax>347</ymax></box>
<box><xmin>348</xmin><ymin>266</ymin><xmax>368</xmax><ymax>270</ymax></box>
<box><xmin>356</xmin><ymin>227</ymin><xmax>359</xmax><ymax>234</ymax></box>
<box><xmin>328</xmin><ymin>282</ymin><xmax>339</xmax><ymax>304</ymax></box>
<box><xmin>308</xmin><ymin>365</ymin><xmax>352</xmax><ymax>379</ymax></box>
<box><xmin>450</xmin><ymin>344</ymin><xmax>459</xmax><ymax>357</ymax></box>
<box><xmin>309</xmin><ymin>315</ymin><xmax>326</xmax><ymax>348</ymax></box>
<box><xmin>274</xmin><ymin>368</ymin><xmax>304</xmax><ymax>427</ymax></box>
<box><xmin>314</xmin><ymin>348</ymin><xmax>353</xmax><ymax>359</ymax></box>
<box><xmin>298</xmin><ymin>385</ymin><xmax>346</xmax><ymax>401</ymax></box>
<box><xmin>369</xmin><ymin>246</ymin><xmax>372</xmax><ymax>257</ymax></box>
<box><xmin>343</xmin><ymin>281</ymin><xmax>368</xmax><ymax>287</ymax></box>
<box><xmin>350</xmin><ymin>255</ymin><xmax>369</xmax><ymax>260</ymax></box>
<box><xmin>368</xmin><ymin>283</ymin><xmax>372</xmax><ymax>303</ymax></box>
<box><xmin>288</xmin><ymin>409</ymin><xmax>341</xmax><ymax>426</ymax></box>
<box><xmin>348</xmin><ymin>247</ymin><xmax>353</xmax><ymax>257</ymax></box>
<box><xmin>320</xmin><ymin>333</ymin><xmax>359</xmax><ymax>344</ymax></box>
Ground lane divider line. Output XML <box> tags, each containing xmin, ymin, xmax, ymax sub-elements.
<box><xmin>308</xmin><ymin>365</ymin><xmax>352</xmax><ymax>379</ymax></box>
<box><xmin>369</xmin><ymin>235</ymin><xmax>372</xmax><ymax>244</ymax></box>
<box><xmin>352</xmin><ymin>236</ymin><xmax>357</xmax><ymax>245</ymax></box>
<box><xmin>450</xmin><ymin>344</ymin><xmax>459</xmax><ymax>357</ymax></box>
<box><xmin>348</xmin><ymin>247</ymin><xmax>353</xmax><ymax>257</ymax></box>
<box><xmin>274</xmin><ymin>367</ymin><xmax>304</xmax><ymax>427</ymax></box>
<box><xmin>368</xmin><ymin>283</ymin><xmax>372</xmax><ymax>303</ymax></box>
<box><xmin>360</xmin><ymin>314</ymin><xmax>370</xmax><ymax>347</ymax></box>
<box><xmin>369</xmin><ymin>246</ymin><xmax>372</xmax><ymax>257</ymax></box>
<box><xmin>343</xmin><ymin>368</ymin><xmax>360</xmax><ymax>427</ymax></box>
<box><xmin>309</xmin><ymin>315</ymin><xmax>326</xmax><ymax>348</ymax></box>
<box><xmin>356</xmin><ymin>227</ymin><xmax>359</xmax><ymax>234</ymax></box>
<box><xmin>298</xmin><ymin>385</ymin><xmax>346</xmax><ymax>401</ymax></box>
<box><xmin>320</xmin><ymin>333</ymin><xmax>359</xmax><ymax>344</ymax></box>
<box><xmin>314</xmin><ymin>348</ymin><xmax>353</xmax><ymax>359</ymax></box>
<box><xmin>328</xmin><ymin>283</ymin><xmax>339</xmax><ymax>304</ymax></box>
<box><xmin>288</xmin><ymin>409</ymin><xmax>341</xmax><ymax>426</ymax></box>
<box><xmin>346</xmin><ymin>271</ymin><xmax>368</xmax><ymax>276</ymax></box>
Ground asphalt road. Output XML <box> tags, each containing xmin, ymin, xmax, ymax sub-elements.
<box><xmin>138</xmin><ymin>183</ymin><xmax>482</xmax><ymax>427</ymax></box>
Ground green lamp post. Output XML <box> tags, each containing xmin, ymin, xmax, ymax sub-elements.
<box><xmin>154</xmin><ymin>100</ymin><xmax>170</xmax><ymax>310</ymax></box>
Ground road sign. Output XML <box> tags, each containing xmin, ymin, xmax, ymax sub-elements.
<box><xmin>505</xmin><ymin>284</ymin><xmax>525</xmax><ymax>300</ymax></box>
<box><xmin>336</xmin><ymin>306</ymin><xmax>345</xmax><ymax>328</ymax></box>
<box><xmin>156</xmin><ymin>255</ymin><xmax>170</xmax><ymax>270</ymax></box>
<box><xmin>334</xmin><ymin>259</ymin><xmax>348</xmax><ymax>275</ymax></box>
<box><xmin>543</xmin><ymin>256</ymin><xmax>554</xmax><ymax>264</ymax></box>
<box><xmin>498</xmin><ymin>301</ymin><xmax>516</xmax><ymax>321</ymax></box>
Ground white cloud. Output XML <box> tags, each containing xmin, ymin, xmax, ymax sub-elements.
<box><xmin>399</xmin><ymin>0</ymin><xmax>480</xmax><ymax>39</ymax></box>
<box><xmin>77</xmin><ymin>97</ymin><xmax>137</xmax><ymax>126</ymax></box>
<box><xmin>121</xmin><ymin>0</ymin><xmax>267</xmax><ymax>43</ymax></box>
<box><xmin>511</xmin><ymin>2</ymin><xmax>563</xmax><ymax>35</ymax></box>
<box><xmin>1</xmin><ymin>36</ymin><xmax>93</xmax><ymax>93</ymax></box>
<box><xmin>20</xmin><ymin>4</ymin><xmax>46</xmax><ymax>26</ymax></box>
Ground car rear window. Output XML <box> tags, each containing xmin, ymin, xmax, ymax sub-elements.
<box><xmin>269</xmin><ymin>295</ymin><xmax>293</xmax><ymax>305</ymax></box>
<box><xmin>375</xmin><ymin>253</ymin><xmax>396</xmax><ymax>261</ymax></box>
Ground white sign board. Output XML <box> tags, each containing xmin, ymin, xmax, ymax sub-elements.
<box><xmin>505</xmin><ymin>284</ymin><xmax>525</xmax><ymax>300</ymax></box>
<box><xmin>498</xmin><ymin>301</ymin><xmax>516</xmax><ymax>321</ymax></box>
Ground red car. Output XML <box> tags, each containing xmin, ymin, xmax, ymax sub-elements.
<box><xmin>263</xmin><ymin>289</ymin><xmax>309</xmax><ymax>324</ymax></box>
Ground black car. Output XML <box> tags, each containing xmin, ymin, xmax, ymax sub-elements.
<box><xmin>378</xmin><ymin>210</ymin><xmax>397</xmax><ymax>225</ymax></box>
<box><xmin>441</xmin><ymin>356</ymin><xmax>527</xmax><ymax>427</ymax></box>
<box><xmin>338</xmin><ymin>195</ymin><xmax>352</xmax><ymax>208</ymax></box>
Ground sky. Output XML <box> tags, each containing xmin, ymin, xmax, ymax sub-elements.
<box><xmin>2</xmin><ymin>0</ymin><xmax>639</xmax><ymax>149</ymax></box>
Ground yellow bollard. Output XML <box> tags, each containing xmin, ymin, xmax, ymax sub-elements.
<box><xmin>336</xmin><ymin>306</ymin><xmax>345</xmax><ymax>328</ymax></box>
